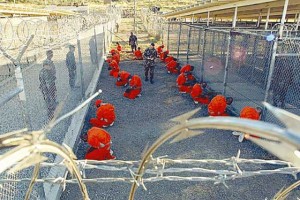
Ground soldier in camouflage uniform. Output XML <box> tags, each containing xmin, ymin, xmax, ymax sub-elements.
<box><xmin>66</xmin><ymin>45</ymin><xmax>77</xmax><ymax>88</ymax></box>
<box><xmin>143</xmin><ymin>43</ymin><xmax>157</xmax><ymax>84</ymax></box>
<box><xmin>39</xmin><ymin>55</ymin><xmax>57</xmax><ymax>120</ymax></box>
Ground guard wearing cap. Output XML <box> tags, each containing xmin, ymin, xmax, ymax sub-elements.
<box><xmin>45</xmin><ymin>50</ymin><xmax>55</xmax><ymax>73</ymax></box>
<box><xmin>39</xmin><ymin>58</ymin><xmax>57</xmax><ymax>119</ymax></box>
<box><xmin>143</xmin><ymin>43</ymin><xmax>157</xmax><ymax>84</ymax></box>
<box><xmin>129</xmin><ymin>32</ymin><xmax>138</xmax><ymax>53</ymax></box>
<box><xmin>66</xmin><ymin>45</ymin><xmax>76</xmax><ymax>88</ymax></box>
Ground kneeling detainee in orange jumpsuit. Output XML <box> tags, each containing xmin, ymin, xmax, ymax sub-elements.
<box><xmin>190</xmin><ymin>82</ymin><xmax>210</xmax><ymax>105</ymax></box>
<box><xmin>123</xmin><ymin>75</ymin><xmax>142</xmax><ymax>99</ymax></box>
<box><xmin>90</xmin><ymin>99</ymin><xmax>116</xmax><ymax>128</ymax></box>
<box><xmin>208</xmin><ymin>95</ymin><xmax>233</xmax><ymax>116</ymax></box>
<box><xmin>116</xmin><ymin>71</ymin><xmax>131</xmax><ymax>87</ymax></box>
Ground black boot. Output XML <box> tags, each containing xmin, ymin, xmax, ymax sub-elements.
<box><xmin>145</xmin><ymin>77</ymin><xmax>149</xmax><ymax>81</ymax></box>
<box><xmin>150</xmin><ymin>79</ymin><xmax>154</xmax><ymax>84</ymax></box>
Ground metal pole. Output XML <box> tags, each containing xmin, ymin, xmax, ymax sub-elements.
<box><xmin>167</xmin><ymin>22</ymin><xmax>170</xmax><ymax>51</ymax></box>
<box><xmin>222</xmin><ymin>33</ymin><xmax>231</xmax><ymax>95</ymax></box>
<box><xmin>200</xmin><ymin>30</ymin><xmax>207</xmax><ymax>82</ymax></box>
<box><xmin>279</xmin><ymin>0</ymin><xmax>290</xmax><ymax>39</ymax></box>
<box><xmin>186</xmin><ymin>26</ymin><xmax>192</xmax><ymax>64</ymax></box>
<box><xmin>134</xmin><ymin>0</ymin><xmax>136</xmax><ymax>33</ymax></box>
<box><xmin>94</xmin><ymin>26</ymin><xmax>99</xmax><ymax>68</ymax></box>
<box><xmin>197</xmin><ymin>28</ymin><xmax>202</xmax><ymax>55</ymax></box>
<box><xmin>296</xmin><ymin>12</ymin><xmax>300</xmax><ymax>31</ymax></box>
<box><xmin>257</xmin><ymin>11</ymin><xmax>262</xmax><ymax>28</ymax></box>
<box><xmin>207</xmin><ymin>11</ymin><xmax>210</xmax><ymax>27</ymax></box>
<box><xmin>176</xmin><ymin>22</ymin><xmax>182</xmax><ymax>59</ymax></box>
<box><xmin>103</xmin><ymin>25</ymin><xmax>106</xmax><ymax>55</ymax></box>
<box><xmin>265</xmin><ymin>8</ymin><xmax>271</xmax><ymax>30</ymax></box>
<box><xmin>262</xmin><ymin>38</ymin><xmax>278</xmax><ymax>120</ymax></box>
<box><xmin>232</xmin><ymin>6</ymin><xmax>238</xmax><ymax>28</ymax></box>
<box><xmin>192</xmin><ymin>13</ymin><xmax>194</xmax><ymax>24</ymax></box>
<box><xmin>77</xmin><ymin>35</ymin><xmax>85</xmax><ymax>98</ymax></box>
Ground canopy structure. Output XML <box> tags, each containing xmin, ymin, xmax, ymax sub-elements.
<box><xmin>0</xmin><ymin>4</ymin><xmax>76</xmax><ymax>17</ymax></box>
<box><xmin>163</xmin><ymin>0</ymin><xmax>300</xmax><ymax>23</ymax></box>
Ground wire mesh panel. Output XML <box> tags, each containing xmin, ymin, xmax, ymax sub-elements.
<box><xmin>167</xmin><ymin>22</ymin><xmax>181</xmax><ymax>56</ymax></box>
<box><xmin>225</xmin><ymin>32</ymin><xmax>273</xmax><ymax>113</ymax></box>
<box><xmin>201</xmin><ymin>29</ymin><xmax>229</xmax><ymax>85</ymax></box>
<box><xmin>265</xmin><ymin>38</ymin><xmax>300</xmax><ymax>124</ymax></box>
<box><xmin>178</xmin><ymin>24</ymin><xmax>189</xmax><ymax>62</ymax></box>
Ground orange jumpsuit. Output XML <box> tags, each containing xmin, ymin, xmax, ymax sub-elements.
<box><xmin>208</xmin><ymin>95</ymin><xmax>229</xmax><ymax>116</ymax></box>
<box><xmin>190</xmin><ymin>83</ymin><xmax>210</xmax><ymax>104</ymax></box>
<box><xmin>134</xmin><ymin>50</ymin><xmax>143</xmax><ymax>60</ymax></box>
<box><xmin>116</xmin><ymin>71</ymin><xmax>131</xmax><ymax>86</ymax></box>
<box><xmin>165</xmin><ymin>56</ymin><xmax>174</xmax><ymax>64</ymax></box>
<box><xmin>166</xmin><ymin>60</ymin><xmax>180</xmax><ymax>74</ymax></box>
<box><xmin>177</xmin><ymin>73</ymin><xmax>196</xmax><ymax>93</ymax></box>
<box><xmin>240</xmin><ymin>107</ymin><xmax>260</xmax><ymax>120</ymax></box>
<box><xmin>109</xmin><ymin>60</ymin><xmax>120</xmax><ymax>78</ymax></box>
<box><xmin>85</xmin><ymin>127</ymin><xmax>115</xmax><ymax>160</ymax></box>
<box><xmin>180</xmin><ymin>65</ymin><xmax>193</xmax><ymax>73</ymax></box>
<box><xmin>160</xmin><ymin>50</ymin><xmax>169</xmax><ymax>61</ymax></box>
<box><xmin>124</xmin><ymin>75</ymin><xmax>142</xmax><ymax>99</ymax></box>
<box><xmin>90</xmin><ymin>103</ymin><xmax>116</xmax><ymax>128</ymax></box>
<box><xmin>117</xmin><ymin>44</ymin><xmax>122</xmax><ymax>52</ymax></box>
<box><xmin>157</xmin><ymin>45</ymin><xmax>164</xmax><ymax>54</ymax></box>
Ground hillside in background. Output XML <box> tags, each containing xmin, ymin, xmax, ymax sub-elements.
<box><xmin>0</xmin><ymin>0</ymin><xmax>194</xmax><ymax>12</ymax></box>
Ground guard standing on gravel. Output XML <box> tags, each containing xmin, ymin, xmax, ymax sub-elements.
<box><xmin>66</xmin><ymin>45</ymin><xmax>76</xmax><ymax>88</ymax></box>
<box><xmin>143</xmin><ymin>43</ymin><xmax>157</xmax><ymax>84</ymax></box>
<box><xmin>39</xmin><ymin>58</ymin><xmax>57</xmax><ymax>120</ymax></box>
<box><xmin>129</xmin><ymin>32</ymin><xmax>137</xmax><ymax>53</ymax></box>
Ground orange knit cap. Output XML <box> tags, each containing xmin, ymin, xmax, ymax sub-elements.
<box><xmin>95</xmin><ymin>99</ymin><xmax>102</xmax><ymax>107</ymax></box>
<box><xmin>109</xmin><ymin>60</ymin><xmax>118</xmax><ymax>67</ymax></box>
<box><xmin>110</xmin><ymin>49</ymin><xmax>116</xmax><ymax>54</ymax></box>
<box><xmin>240</xmin><ymin>106</ymin><xmax>260</xmax><ymax>120</ymax></box>
<box><xmin>87</xmin><ymin>127</ymin><xmax>111</xmax><ymax>148</ymax></box>
<box><xmin>208</xmin><ymin>95</ymin><xmax>227</xmax><ymax>115</ymax></box>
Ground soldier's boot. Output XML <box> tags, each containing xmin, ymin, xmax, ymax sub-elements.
<box><xmin>150</xmin><ymin>78</ymin><xmax>154</xmax><ymax>84</ymax></box>
<box><xmin>145</xmin><ymin>76</ymin><xmax>149</xmax><ymax>81</ymax></box>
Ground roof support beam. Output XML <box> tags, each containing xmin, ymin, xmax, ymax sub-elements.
<box><xmin>232</xmin><ymin>6</ymin><xmax>238</xmax><ymax>28</ymax></box>
<box><xmin>296</xmin><ymin>11</ymin><xmax>300</xmax><ymax>30</ymax></box>
<box><xmin>265</xmin><ymin>7</ymin><xmax>271</xmax><ymax>30</ymax></box>
<box><xmin>279</xmin><ymin>0</ymin><xmax>289</xmax><ymax>39</ymax></box>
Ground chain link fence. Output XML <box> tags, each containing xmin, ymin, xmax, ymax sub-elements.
<box><xmin>157</xmin><ymin>21</ymin><xmax>300</xmax><ymax>123</ymax></box>
<box><xmin>0</xmin><ymin>8</ymin><xmax>120</xmax><ymax>199</ymax></box>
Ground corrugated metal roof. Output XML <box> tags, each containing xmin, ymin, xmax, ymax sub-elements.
<box><xmin>163</xmin><ymin>0</ymin><xmax>300</xmax><ymax>20</ymax></box>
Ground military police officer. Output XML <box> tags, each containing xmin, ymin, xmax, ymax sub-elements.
<box><xmin>39</xmin><ymin>54</ymin><xmax>57</xmax><ymax>120</ymax></box>
<box><xmin>143</xmin><ymin>43</ymin><xmax>157</xmax><ymax>84</ymax></box>
<box><xmin>66</xmin><ymin>44</ymin><xmax>77</xmax><ymax>88</ymax></box>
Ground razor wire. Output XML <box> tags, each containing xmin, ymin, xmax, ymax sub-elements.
<box><xmin>1</xmin><ymin>104</ymin><xmax>300</xmax><ymax>199</ymax></box>
<box><xmin>0</xmin><ymin>9</ymin><xmax>120</xmax><ymax>52</ymax></box>
<box><xmin>0</xmin><ymin>155</ymin><xmax>299</xmax><ymax>186</ymax></box>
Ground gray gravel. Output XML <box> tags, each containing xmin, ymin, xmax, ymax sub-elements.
<box><xmin>61</xmin><ymin>57</ymin><xmax>300</xmax><ymax>200</ymax></box>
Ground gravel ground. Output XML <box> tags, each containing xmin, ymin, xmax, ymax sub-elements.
<box><xmin>60</xmin><ymin>47</ymin><xmax>300</xmax><ymax>200</ymax></box>
<box><xmin>59</xmin><ymin>17</ymin><xmax>300</xmax><ymax>200</ymax></box>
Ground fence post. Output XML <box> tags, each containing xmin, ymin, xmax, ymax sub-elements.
<box><xmin>262</xmin><ymin>38</ymin><xmax>279</xmax><ymax>120</ymax></box>
<box><xmin>167</xmin><ymin>22</ymin><xmax>170</xmax><ymax>51</ymax></box>
<box><xmin>94</xmin><ymin>26</ymin><xmax>99</xmax><ymax>68</ymax></box>
<box><xmin>211</xmin><ymin>31</ymin><xmax>216</xmax><ymax>56</ymax></box>
<box><xmin>187</xmin><ymin>26</ymin><xmax>192</xmax><ymax>64</ymax></box>
<box><xmin>200</xmin><ymin>29</ymin><xmax>207</xmax><ymax>82</ymax></box>
<box><xmin>222</xmin><ymin>33</ymin><xmax>232</xmax><ymax>95</ymax></box>
<box><xmin>177</xmin><ymin>22</ymin><xmax>182</xmax><ymax>59</ymax></box>
<box><xmin>197</xmin><ymin>28</ymin><xmax>202</xmax><ymax>55</ymax></box>
<box><xmin>103</xmin><ymin>25</ymin><xmax>106</xmax><ymax>55</ymax></box>
<box><xmin>77</xmin><ymin>34</ymin><xmax>85</xmax><ymax>98</ymax></box>
<box><xmin>0</xmin><ymin>35</ymin><xmax>34</xmax><ymax>130</ymax></box>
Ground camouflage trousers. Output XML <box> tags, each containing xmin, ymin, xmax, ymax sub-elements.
<box><xmin>144</xmin><ymin>60</ymin><xmax>155</xmax><ymax>79</ymax></box>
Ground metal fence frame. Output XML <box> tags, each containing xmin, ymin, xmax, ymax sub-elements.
<box><xmin>159</xmin><ymin>21</ymin><xmax>300</xmax><ymax>123</ymax></box>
